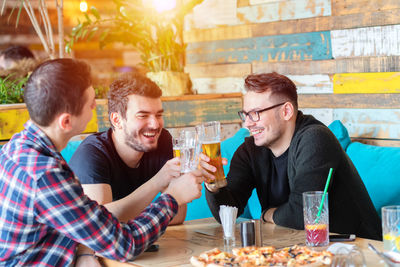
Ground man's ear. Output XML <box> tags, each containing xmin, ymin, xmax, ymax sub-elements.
<box><xmin>57</xmin><ymin>113</ymin><xmax>73</xmax><ymax>131</ymax></box>
<box><xmin>110</xmin><ymin>112</ymin><xmax>123</xmax><ymax>130</ymax></box>
<box><xmin>282</xmin><ymin>102</ymin><xmax>295</xmax><ymax>121</ymax></box>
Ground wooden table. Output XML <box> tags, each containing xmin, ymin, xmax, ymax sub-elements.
<box><xmin>100</xmin><ymin>218</ymin><xmax>385</xmax><ymax>267</ymax></box>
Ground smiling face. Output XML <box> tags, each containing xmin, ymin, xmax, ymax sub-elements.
<box><xmin>243</xmin><ymin>90</ymin><xmax>286</xmax><ymax>149</ymax></box>
<box><xmin>119</xmin><ymin>94</ymin><xmax>164</xmax><ymax>152</ymax></box>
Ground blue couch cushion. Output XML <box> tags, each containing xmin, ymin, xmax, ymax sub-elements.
<box><xmin>328</xmin><ymin>120</ymin><xmax>351</xmax><ymax>151</ymax></box>
<box><xmin>186</xmin><ymin>187</ymin><xmax>214</xmax><ymax>220</ymax></box>
<box><xmin>346</xmin><ymin>142</ymin><xmax>400</xmax><ymax>216</ymax></box>
<box><xmin>61</xmin><ymin>140</ymin><xmax>82</xmax><ymax>163</ymax></box>
<box><xmin>221</xmin><ymin>128</ymin><xmax>250</xmax><ymax>176</ymax></box>
<box><xmin>220</xmin><ymin>128</ymin><xmax>260</xmax><ymax>219</ymax></box>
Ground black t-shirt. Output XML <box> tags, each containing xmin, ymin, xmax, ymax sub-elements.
<box><xmin>69</xmin><ymin>128</ymin><xmax>173</xmax><ymax>201</ymax></box>
<box><xmin>269</xmin><ymin>149</ymin><xmax>289</xmax><ymax>207</ymax></box>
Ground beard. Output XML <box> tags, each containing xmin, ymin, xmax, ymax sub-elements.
<box><xmin>255</xmin><ymin>114</ymin><xmax>284</xmax><ymax>148</ymax></box>
<box><xmin>123</xmin><ymin>127</ymin><xmax>159</xmax><ymax>152</ymax></box>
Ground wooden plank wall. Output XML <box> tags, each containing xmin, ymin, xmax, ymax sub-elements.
<box><xmin>183</xmin><ymin>0</ymin><xmax>400</xmax><ymax>146</ymax></box>
<box><xmin>0</xmin><ymin>94</ymin><xmax>242</xmax><ymax>144</ymax></box>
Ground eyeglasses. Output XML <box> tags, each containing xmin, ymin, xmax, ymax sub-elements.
<box><xmin>238</xmin><ymin>102</ymin><xmax>286</xmax><ymax>122</ymax></box>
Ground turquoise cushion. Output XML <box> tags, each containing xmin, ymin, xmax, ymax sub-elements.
<box><xmin>328</xmin><ymin>120</ymin><xmax>351</xmax><ymax>151</ymax></box>
<box><xmin>153</xmin><ymin>189</ymin><xmax>213</xmax><ymax>221</ymax></box>
<box><xmin>220</xmin><ymin>128</ymin><xmax>258</xmax><ymax>219</ymax></box>
<box><xmin>186</xmin><ymin>187</ymin><xmax>213</xmax><ymax>221</ymax></box>
<box><xmin>221</xmin><ymin>128</ymin><xmax>250</xmax><ymax>176</ymax></box>
<box><xmin>247</xmin><ymin>189</ymin><xmax>262</xmax><ymax>219</ymax></box>
<box><xmin>61</xmin><ymin>140</ymin><xmax>82</xmax><ymax>163</ymax></box>
<box><xmin>346</xmin><ymin>142</ymin><xmax>400</xmax><ymax>216</ymax></box>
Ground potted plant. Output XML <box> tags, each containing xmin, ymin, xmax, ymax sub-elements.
<box><xmin>67</xmin><ymin>0</ymin><xmax>203</xmax><ymax>96</ymax></box>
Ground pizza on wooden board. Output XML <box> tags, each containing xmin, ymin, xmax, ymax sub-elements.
<box><xmin>190</xmin><ymin>245</ymin><xmax>333</xmax><ymax>267</ymax></box>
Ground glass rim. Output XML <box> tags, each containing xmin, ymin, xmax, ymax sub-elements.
<box><xmin>381</xmin><ymin>205</ymin><xmax>400</xmax><ymax>211</ymax></box>
<box><xmin>303</xmin><ymin>191</ymin><xmax>326</xmax><ymax>195</ymax></box>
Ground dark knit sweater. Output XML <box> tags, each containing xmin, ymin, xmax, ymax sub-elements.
<box><xmin>206</xmin><ymin>112</ymin><xmax>382</xmax><ymax>240</ymax></box>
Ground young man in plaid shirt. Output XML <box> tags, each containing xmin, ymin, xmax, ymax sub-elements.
<box><xmin>0</xmin><ymin>58</ymin><xmax>204</xmax><ymax>266</ymax></box>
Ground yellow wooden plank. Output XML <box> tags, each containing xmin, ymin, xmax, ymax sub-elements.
<box><xmin>84</xmin><ymin>109</ymin><xmax>98</xmax><ymax>133</ymax></box>
<box><xmin>0</xmin><ymin>105</ymin><xmax>98</xmax><ymax>141</ymax></box>
<box><xmin>0</xmin><ymin>108</ymin><xmax>30</xmax><ymax>140</ymax></box>
<box><xmin>333</xmin><ymin>72</ymin><xmax>400</xmax><ymax>94</ymax></box>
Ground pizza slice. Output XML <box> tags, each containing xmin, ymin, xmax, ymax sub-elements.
<box><xmin>190</xmin><ymin>248</ymin><xmax>239</xmax><ymax>267</ymax></box>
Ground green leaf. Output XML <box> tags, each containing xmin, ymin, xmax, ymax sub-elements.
<box><xmin>99</xmin><ymin>29</ymin><xmax>109</xmax><ymax>42</ymax></box>
<box><xmin>84</xmin><ymin>12</ymin><xmax>92</xmax><ymax>23</ymax></box>
<box><xmin>15</xmin><ymin>2</ymin><xmax>22</xmax><ymax>28</ymax></box>
<box><xmin>90</xmin><ymin>6</ymin><xmax>101</xmax><ymax>20</ymax></box>
<box><xmin>87</xmin><ymin>29</ymin><xmax>97</xmax><ymax>41</ymax></box>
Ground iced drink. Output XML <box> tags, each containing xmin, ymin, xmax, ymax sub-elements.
<box><xmin>303</xmin><ymin>191</ymin><xmax>329</xmax><ymax>247</ymax></box>
<box><xmin>305</xmin><ymin>224</ymin><xmax>329</xmax><ymax>247</ymax></box>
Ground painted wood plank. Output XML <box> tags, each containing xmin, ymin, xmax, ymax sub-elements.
<box><xmin>252</xmin><ymin>56</ymin><xmax>400</xmax><ymax>75</ymax></box>
<box><xmin>184</xmin><ymin>8</ymin><xmax>400</xmax><ymax>43</ymax></box>
<box><xmin>185</xmin><ymin>63</ymin><xmax>251</xmax><ymax>78</ymax></box>
<box><xmin>253</xmin><ymin>9</ymin><xmax>400</xmax><ymax>37</ymax></box>
<box><xmin>95</xmin><ymin>95</ymin><xmax>243</xmax><ymax>131</ymax></box>
<box><xmin>161</xmin><ymin>93</ymin><xmax>242</xmax><ymax>101</ymax></box>
<box><xmin>331</xmin><ymin>25</ymin><xmax>400</xmax><ymax>59</ymax></box>
<box><xmin>333</xmin><ymin>72</ymin><xmax>400</xmax><ymax>94</ymax></box>
<box><xmin>0</xmin><ymin>108</ymin><xmax>30</xmax><ymax>141</ymax></box>
<box><xmin>184</xmin><ymin>9</ymin><xmax>400</xmax><ymax>43</ymax></box>
<box><xmin>186</xmin><ymin>31</ymin><xmax>332</xmax><ymax>64</ymax></box>
<box><xmin>238</xmin><ymin>0</ymin><xmax>250</xmax><ymax>7</ymax></box>
<box><xmin>333</xmin><ymin>109</ymin><xmax>400</xmax><ymax>140</ymax></box>
<box><xmin>190</xmin><ymin>75</ymin><xmax>333</xmax><ymax>94</ymax></box>
<box><xmin>192</xmin><ymin>77</ymin><xmax>245</xmax><ymax>94</ymax></box>
<box><xmin>351</xmin><ymin>138</ymin><xmax>400</xmax><ymax>148</ymax></box>
<box><xmin>236</xmin><ymin>0</ymin><xmax>331</xmax><ymax>24</ymax></box>
<box><xmin>288</xmin><ymin>75</ymin><xmax>333</xmax><ymax>94</ymax></box>
<box><xmin>301</xmin><ymin>108</ymin><xmax>333</xmax><ymax>126</ymax></box>
<box><xmin>249</xmin><ymin>0</ymin><xmax>285</xmax><ymax>5</ymax></box>
<box><xmin>0</xmin><ymin>105</ymin><xmax>98</xmax><ymax>141</ymax></box>
<box><xmin>299</xmin><ymin>94</ymin><xmax>400</xmax><ymax>109</ymax></box>
<box><xmin>162</xmin><ymin>98</ymin><xmax>242</xmax><ymax>128</ymax></box>
<box><xmin>332</xmin><ymin>0</ymin><xmax>400</xmax><ymax>16</ymax></box>
<box><xmin>183</xmin><ymin>24</ymin><xmax>251</xmax><ymax>43</ymax></box>
<box><xmin>95</xmin><ymin>100</ymin><xmax>111</xmax><ymax>132</ymax></box>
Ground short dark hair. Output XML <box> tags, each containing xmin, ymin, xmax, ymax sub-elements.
<box><xmin>108</xmin><ymin>72</ymin><xmax>162</xmax><ymax>122</ymax></box>
<box><xmin>1</xmin><ymin>45</ymin><xmax>35</xmax><ymax>60</ymax></box>
<box><xmin>244</xmin><ymin>72</ymin><xmax>298</xmax><ymax>110</ymax></box>
<box><xmin>24</xmin><ymin>58</ymin><xmax>92</xmax><ymax>126</ymax></box>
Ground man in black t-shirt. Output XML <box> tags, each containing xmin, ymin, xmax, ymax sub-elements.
<box><xmin>200</xmin><ymin>72</ymin><xmax>381</xmax><ymax>241</ymax></box>
<box><xmin>69</xmin><ymin>73</ymin><xmax>185</xmax><ymax>266</ymax></box>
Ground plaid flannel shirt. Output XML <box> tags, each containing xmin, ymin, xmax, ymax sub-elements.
<box><xmin>0</xmin><ymin>120</ymin><xmax>178</xmax><ymax>266</ymax></box>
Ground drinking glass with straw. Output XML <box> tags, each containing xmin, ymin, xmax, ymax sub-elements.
<box><xmin>303</xmin><ymin>168</ymin><xmax>333</xmax><ymax>247</ymax></box>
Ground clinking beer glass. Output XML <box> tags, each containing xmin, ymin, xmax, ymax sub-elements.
<box><xmin>198</xmin><ymin>121</ymin><xmax>227</xmax><ymax>190</ymax></box>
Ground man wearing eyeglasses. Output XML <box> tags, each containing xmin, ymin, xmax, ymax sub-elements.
<box><xmin>201</xmin><ymin>72</ymin><xmax>382</xmax><ymax>240</ymax></box>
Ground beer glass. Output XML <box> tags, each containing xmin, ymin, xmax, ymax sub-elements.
<box><xmin>179</xmin><ymin>129</ymin><xmax>201</xmax><ymax>174</ymax></box>
<box><xmin>172</xmin><ymin>135</ymin><xmax>182</xmax><ymax>158</ymax></box>
<box><xmin>198</xmin><ymin>121</ymin><xmax>227</xmax><ymax>189</ymax></box>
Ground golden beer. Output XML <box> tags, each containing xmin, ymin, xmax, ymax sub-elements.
<box><xmin>201</xmin><ymin>141</ymin><xmax>226</xmax><ymax>187</ymax></box>
<box><xmin>173</xmin><ymin>148</ymin><xmax>180</xmax><ymax>158</ymax></box>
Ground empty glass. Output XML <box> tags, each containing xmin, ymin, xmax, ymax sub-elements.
<box><xmin>331</xmin><ymin>245</ymin><xmax>366</xmax><ymax>267</ymax></box>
